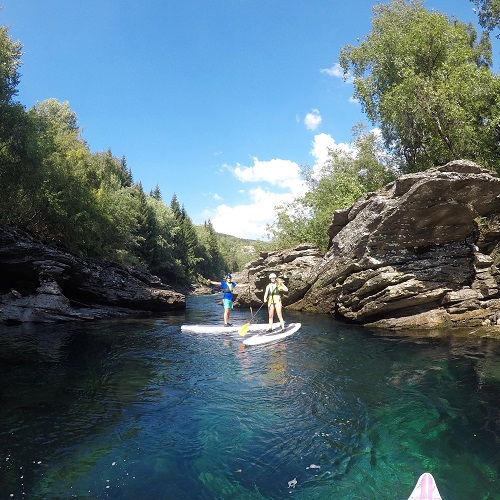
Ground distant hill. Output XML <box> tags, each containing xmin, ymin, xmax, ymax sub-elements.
<box><xmin>217</xmin><ymin>232</ymin><xmax>271</xmax><ymax>272</ymax></box>
<box><xmin>208</xmin><ymin>230</ymin><xmax>270</xmax><ymax>272</ymax></box>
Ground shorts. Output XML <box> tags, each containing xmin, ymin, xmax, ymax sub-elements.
<box><xmin>223</xmin><ymin>298</ymin><xmax>234</xmax><ymax>309</ymax></box>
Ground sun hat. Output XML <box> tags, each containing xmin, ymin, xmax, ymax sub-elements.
<box><xmin>269</xmin><ymin>273</ymin><xmax>277</xmax><ymax>279</ymax></box>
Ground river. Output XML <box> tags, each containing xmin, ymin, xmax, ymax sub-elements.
<box><xmin>1</xmin><ymin>294</ymin><xmax>499</xmax><ymax>499</ymax></box>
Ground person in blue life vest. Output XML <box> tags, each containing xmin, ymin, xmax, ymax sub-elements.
<box><xmin>263</xmin><ymin>273</ymin><xmax>288</xmax><ymax>332</ymax></box>
<box><xmin>206</xmin><ymin>274</ymin><xmax>237</xmax><ymax>326</ymax></box>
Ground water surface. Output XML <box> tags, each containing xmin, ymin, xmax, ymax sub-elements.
<box><xmin>1</xmin><ymin>294</ymin><xmax>499</xmax><ymax>499</ymax></box>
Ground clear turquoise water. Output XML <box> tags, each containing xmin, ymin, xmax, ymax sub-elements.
<box><xmin>1</xmin><ymin>294</ymin><xmax>500</xmax><ymax>499</ymax></box>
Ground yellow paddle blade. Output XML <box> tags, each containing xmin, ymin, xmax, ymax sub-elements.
<box><xmin>238</xmin><ymin>322</ymin><xmax>250</xmax><ymax>336</ymax></box>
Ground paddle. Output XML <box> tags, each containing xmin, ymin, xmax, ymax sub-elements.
<box><xmin>238</xmin><ymin>301</ymin><xmax>265</xmax><ymax>336</ymax></box>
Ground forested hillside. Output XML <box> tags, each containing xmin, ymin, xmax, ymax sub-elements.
<box><xmin>1</xmin><ymin>0</ymin><xmax>499</xmax><ymax>282</ymax></box>
<box><xmin>0</xmin><ymin>26</ymin><xmax>263</xmax><ymax>285</ymax></box>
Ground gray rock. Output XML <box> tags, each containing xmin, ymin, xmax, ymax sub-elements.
<box><xmin>0</xmin><ymin>225</ymin><xmax>185</xmax><ymax>322</ymax></box>
<box><xmin>232</xmin><ymin>243</ymin><xmax>324</xmax><ymax>307</ymax></box>
<box><xmin>237</xmin><ymin>160</ymin><xmax>500</xmax><ymax>331</ymax></box>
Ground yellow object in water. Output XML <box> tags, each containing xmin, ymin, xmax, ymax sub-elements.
<box><xmin>238</xmin><ymin>323</ymin><xmax>250</xmax><ymax>336</ymax></box>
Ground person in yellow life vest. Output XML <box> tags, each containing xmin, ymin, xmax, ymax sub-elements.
<box><xmin>263</xmin><ymin>273</ymin><xmax>288</xmax><ymax>332</ymax></box>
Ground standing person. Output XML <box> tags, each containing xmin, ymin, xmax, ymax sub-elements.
<box><xmin>263</xmin><ymin>273</ymin><xmax>288</xmax><ymax>332</ymax></box>
<box><xmin>207</xmin><ymin>274</ymin><xmax>236</xmax><ymax>326</ymax></box>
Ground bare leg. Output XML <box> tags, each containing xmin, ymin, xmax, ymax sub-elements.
<box><xmin>224</xmin><ymin>308</ymin><xmax>231</xmax><ymax>325</ymax></box>
<box><xmin>275</xmin><ymin>302</ymin><xmax>285</xmax><ymax>330</ymax></box>
<box><xmin>268</xmin><ymin>304</ymin><xmax>275</xmax><ymax>330</ymax></box>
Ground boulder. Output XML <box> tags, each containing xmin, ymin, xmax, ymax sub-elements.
<box><xmin>297</xmin><ymin>160</ymin><xmax>500</xmax><ymax>328</ymax></box>
<box><xmin>232</xmin><ymin>243</ymin><xmax>323</xmax><ymax>307</ymax></box>
<box><xmin>245</xmin><ymin>160</ymin><xmax>500</xmax><ymax>331</ymax></box>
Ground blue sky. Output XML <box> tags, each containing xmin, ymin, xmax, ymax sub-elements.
<box><xmin>2</xmin><ymin>1</ymin><xmax>498</xmax><ymax>239</ymax></box>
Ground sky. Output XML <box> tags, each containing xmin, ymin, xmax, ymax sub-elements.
<box><xmin>1</xmin><ymin>1</ymin><xmax>498</xmax><ymax>240</ymax></box>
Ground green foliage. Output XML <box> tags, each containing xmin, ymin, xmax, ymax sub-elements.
<box><xmin>195</xmin><ymin>220</ymin><xmax>225</xmax><ymax>278</ymax></box>
<box><xmin>0</xmin><ymin>26</ymin><xmax>21</xmax><ymax>106</ymax></box>
<box><xmin>339</xmin><ymin>0</ymin><xmax>500</xmax><ymax>173</ymax></box>
<box><xmin>471</xmin><ymin>0</ymin><xmax>500</xmax><ymax>35</ymax></box>
<box><xmin>268</xmin><ymin>127</ymin><xmax>395</xmax><ymax>252</ymax></box>
<box><xmin>0</xmin><ymin>26</ymin><xmax>244</xmax><ymax>285</ymax></box>
<box><xmin>216</xmin><ymin>231</ymin><xmax>263</xmax><ymax>273</ymax></box>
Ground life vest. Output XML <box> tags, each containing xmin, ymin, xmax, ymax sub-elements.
<box><xmin>267</xmin><ymin>283</ymin><xmax>281</xmax><ymax>303</ymax></box>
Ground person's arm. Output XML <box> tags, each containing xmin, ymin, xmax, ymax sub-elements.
<box><xmin>206</xmin><ymin>279</ymin><xmax>220</xmax><ymax>286</ymax></box>
<box><xmin>263</xmin><ymin>284</ymin><xmax>269</xmax><ymax>302</ymax></box>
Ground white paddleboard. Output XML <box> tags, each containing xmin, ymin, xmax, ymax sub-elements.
<box><xmin>408</xmin><ymin>472</ymin><xmax>442</xmax><ymax>500</ymax></box>
<box><xmin>181</xmin><ymin>322</ymin><xmax>281</xmax><ymax>334</ymax></box>
<box><xmin>243</xmin><ymin>323</ymin><xmax>301</xmax><ymax>346</ymax></box>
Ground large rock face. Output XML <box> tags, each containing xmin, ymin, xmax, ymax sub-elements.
<box><xmin>4</xmin><ymin>159</ymin><xmax>500</xmax><ymax>330</ymax></box>
<box><xmin>295</xmin><ymin>160</ymin><xmax>500</xmax><ymax>329</ymax></box>
<box><xmin>231</xmin><ymin>244</ymin><xmax>324</xmax><ymax>307</ymax></box>
<box><xmin>0</xmin><ymin>226</ymin><xmax>185</xmax><ymax>322</ymax></box>
<box><xmin>237</xmin><ymin>160</ymin><xmax>500</xmax><ymax>331</ymax></box>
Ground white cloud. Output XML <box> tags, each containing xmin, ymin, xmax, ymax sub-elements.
<box><xmin>320</xmin><ymin>63</ymin><xmax>343</xmax><ymax>78</ymax></box>
<box><xmin>310</xmin><ymin>133</ymin><xmax>353</xmax><ymax>178</ymax></box>
<box><xmin>321</xmin><ymin>62</ymin><xmax>354</xmax><ymax>83</ymax></box>
<box><xmin>232</xmin><ymin>157</ymin><xmax>306</xmax><ymax>197</ymax></box>
<box><xmin>205</xmin><ymin>131</ymin><xmax>360</xmax><ymax>239</ymax></box>
<box><xmin>210</xmin><ymin>187</ymin><xmax>294</xmax><ymax>240</ymax></box>
<box><xmin>304</xmin><ymin>109</ymin><xmax>322</xmax><ymax>131</ymax></box>
<box><xmin>205</xmin><ymin>158</ymin><xmax>307</xmax><ymax>240</ymax></box>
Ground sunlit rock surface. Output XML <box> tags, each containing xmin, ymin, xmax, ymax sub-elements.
<box><xmin>239</xmin><ymin>160</ymin><xmax>500</xmax><ymax>331</ymax></box>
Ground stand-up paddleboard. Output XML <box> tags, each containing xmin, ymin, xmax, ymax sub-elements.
<box><xmin>408</xmin><ymin>472</ymin><xmax>442</xmax><ymax>500</ymax></box>
<box><xmin>181</xmin><ymin>323</ymin><xmax>281</xmax><ymax>334</ymax></box>
<box><xmin>243</xmin><ymin>323</ymin><xmax>301</xmax><ymax>346</ymax></box>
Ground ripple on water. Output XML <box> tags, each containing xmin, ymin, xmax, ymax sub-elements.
<box><xmin>1</xmin><ymin>297</ymin><xmax>500</xmax><ymax>499</ymax></box>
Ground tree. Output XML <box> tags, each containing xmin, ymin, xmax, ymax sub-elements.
<box><xmin>268</xmin><ymin>127</ymin><xmax>395</xmax><ymax>251</ymax></box>
<box><xmin>180</xmin><ymin>206</ymin><xmax>203</xmax><ymax>278</ymax></box>
<box><xmin>339</xmin><ymin>0</ymin><xmax>500</xmax><ymax>172</ymax></box>
<box><xmin>471</xmin><ymin>0</ymin><xmax>500</xmax><ymax>36</ymax></box>
<box><xmin>119</xmin><ymin>155</ymin><xmax>133</xmax><ymax>187</ymax></box>
<box><xmin>150</xmin><ymin>183</ymin><xmax>162</xmax><ymax>200</ymax></box>
<box><xmin>0</xmin><ymin>25</ymin><xmax>238</xmax><ymax>285</ymax></box>
<box><xmin>0</xmin><ymin>26</ymin><xmax>21</xmax><ymax>105</ymax></box>
<box><xmin>7</xmin><ymin>98</ymin><xmax>94</xmax><ymax>243</ymax></box>
<box><xmin>202</xmin><ymin>219</ymin><xmax>226</xmax><ymax>277</ymax></box>
<box><xmin>146</xmin><ymin>196</ymin><xmax>181</xmax><ymax>279</ymax></box>
<box><xmin>134</xmin><ymin>182</ymin><xmax>158</xmax><ymax>266</ymax></box>
<box><xmin>0</xmin><ymin>27</ymin><xmax>29</xmax><ymax>220</ymax></box>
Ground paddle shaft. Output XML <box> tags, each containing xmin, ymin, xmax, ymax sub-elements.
<box><xmin>238</xmin><ymin>301</ymin><xmax>266</xmax><ymax>336</ymax></box>
<box><xmin>249</xmin><ymin>301</ymin><xmax>265</xmax><ymax>321</ymax></box>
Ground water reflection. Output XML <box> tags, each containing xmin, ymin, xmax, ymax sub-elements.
<box><xmin>0</xmin><ymin>297</ymin><xmax>499</xmax><ymax>499</ymax></box>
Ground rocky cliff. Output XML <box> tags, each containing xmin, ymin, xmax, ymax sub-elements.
<box><xmin>0</xmin><ymin>225</ymin><xmax>185</xmax><ymax>322</ymax></box>
<box><xmin>4</xmin><ymin>159</ymin><xmax>500</xmax><ymax>330</ymax></box>
<box><xmin>236</xmin><ymin>160</ymin><xmax>500</xmax><ymax>331</ymax></box>
<box><xmin>232</xmin><ymin>244</ymin><xmax>324</xmax><ymax>307</ymax></box>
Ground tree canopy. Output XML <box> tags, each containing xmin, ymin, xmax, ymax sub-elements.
<box><xmin>471</xmin><ymin>0</ymin><xmax>500</xmax><ymax>35</ymax></box>
<box><xmin>339</xmin><ymin>0</ymin><xmax>500</xmax><ymax>173</ymax></box>
<box><xmin>0</xmin><ymin>26</ymin><xmax>254</xmax><ymax>285</ymax></box>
